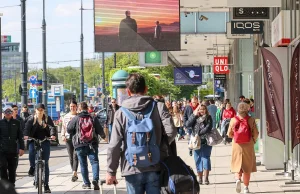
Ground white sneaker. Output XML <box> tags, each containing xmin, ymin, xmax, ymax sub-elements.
<box><xmin>244</xmin><ymin>187</ymin><xmax>250</xmax><ymax>193</ymax></box>
<box><xmin>235</xmin><ymin>180</ymin><xmax>241</xmax><ymax>193</ymax></box>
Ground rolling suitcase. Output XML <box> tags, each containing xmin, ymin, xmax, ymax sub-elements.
<box><xmin>100</xmin><ymin>180</ymin><xmax>117</xmax><ymax>194</ymax></box>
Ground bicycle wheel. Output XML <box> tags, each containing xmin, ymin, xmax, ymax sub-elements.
<box><xmin>38</xmin><ymin>163</ymin><xmax>43</xmax><ymax>194</ymax></box>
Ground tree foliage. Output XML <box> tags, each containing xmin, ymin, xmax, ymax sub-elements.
<box><xmin>3</xmin><ymin>53</ymin><xmax>204</xmax><ymax>103</ymax></box>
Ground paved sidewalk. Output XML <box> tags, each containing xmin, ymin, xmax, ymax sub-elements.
<box><xmin>15</xmin><ymin>139</ymin><xmax>297</xmax><ymax>194</ymax></box>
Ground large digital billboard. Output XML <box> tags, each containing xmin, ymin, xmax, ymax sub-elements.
<box><xmin>174</xmin><ymin>67</ymin><xmax>202</xmax><ymax>85</ymax></box>
<box><xmin>94</xmin><ymin>0</ymin><xmax>180</xmax><ymax>52</ymax></box>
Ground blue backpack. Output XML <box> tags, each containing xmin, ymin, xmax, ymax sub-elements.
<box><xmin>120</xmin><ymin>101</ymin><xmax>160</xmax><ymax>168</ymax></box>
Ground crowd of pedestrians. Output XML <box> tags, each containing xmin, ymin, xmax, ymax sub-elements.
<box><xmin>0</xmin><ymin>72</ymin><xmax>257</xmax><ymax>194</ymax></box>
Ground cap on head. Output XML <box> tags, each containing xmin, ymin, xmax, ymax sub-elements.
<box><xmin>3</xmin><ymin>106</ymin><xmax>13</xmax><ymax>114</ymax></box>
<box><xmin>36</xmin><ymin>103</ymin><xmax>45</xmax><ymax>110</ymax></box>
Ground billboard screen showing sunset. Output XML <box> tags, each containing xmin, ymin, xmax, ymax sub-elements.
<box><xmin>94</xmin><ymin>0</ymin><xmax>180</xmax><ymax>52</ymax></box>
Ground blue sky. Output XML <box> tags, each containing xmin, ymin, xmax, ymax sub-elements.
<box><xmin>1</xmin><ymin>0</ymin><xmax>97</xmax><ymax>69</ymax></box>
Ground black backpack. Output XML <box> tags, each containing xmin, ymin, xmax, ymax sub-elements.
<box><xmin>160</xmin><ymin>155</ymin><xmax>200</xmax><ymax>194</ymax></box>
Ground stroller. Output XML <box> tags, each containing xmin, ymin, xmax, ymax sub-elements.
<box><xmin>220</xmin><ymin>118</ymin><xmax>232</xmax><ymax>144</ymax></box>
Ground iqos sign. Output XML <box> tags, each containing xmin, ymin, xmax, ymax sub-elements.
<box><xmin>231</xmin><ymin>21</ymin><xmax>264</xmax><ymax>34</ymax></box>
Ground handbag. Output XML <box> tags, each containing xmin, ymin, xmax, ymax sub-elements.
<box><xmin>206</xmin><ymin>128</ymin><xmax>223</xmax><ymax>146</ymax></box>
<box><xmin>188</xmin><ymin>134</ymin><xmax>201</xmax><ymax>150</ymax></box>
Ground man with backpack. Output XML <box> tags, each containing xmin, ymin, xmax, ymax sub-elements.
<box><xmin>67</xmin><ymin>102</ymin><xmax>106</xmax><ymax>190</ymax></box>
<box><xmin>106</xmin><ymin>73</ymin><xmax>177</xmax><ymax>194</ymax></box>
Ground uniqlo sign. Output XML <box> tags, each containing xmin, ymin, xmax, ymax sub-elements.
<box><xmin>214</xmin><ymin>57</ymin><xmax>229</xmax><ymax>74</ymax></box>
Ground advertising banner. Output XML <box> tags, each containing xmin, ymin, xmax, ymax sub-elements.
<box><xmin>290</xmin><ymin>42</ymin><xmax>300</xmax><ymax>150</ymax></box>
<box><xmin>231</xmin><ymin>21</ymin><xmax>264</xmax><ymax>34</ymax></box>
<box><xmin>214</xmin><ymin>57</ymin><xmax>229</xmax><ymax>74</ymax></box>
<box><xmin>94</xmin><ymin>0</ymin><xmax>180</xmax><ymax>52</ymax></box>
<box><xmin>174</xmin><ymin>67</ymin><xmax>202</xmax><ymax>85</ymax></box>
<box><xmin>261</xmin><ymin>48</ymin><xmax>285</xmax><ymax>144</ymax></box>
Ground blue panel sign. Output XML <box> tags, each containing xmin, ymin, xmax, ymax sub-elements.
<box><xmin>29</xmin><ymin>88</ymin><xmax>38</xmax><ymax>99</ymax></box>
<box><xmin>84</xmin><ymin>83</ymin><xmax>88</xmax><ymax>95</ymax></box>
<box><xmin>174</xmin><ymin>67</ymin><xmax>202</xmax><ymax>85</ymax></box>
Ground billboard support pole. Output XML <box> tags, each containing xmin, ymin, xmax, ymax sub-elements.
<box><xmin>102</xmin><ymin>52</ymin><xmax>106</xmax><ymax>108</ymax></box>
<box><xmin>0</xmin><ymin>15</ymin><xmax>2</xmax><ymax>116</ymax></box>
<box><xmin>114</xmin><ymin>53</ymin><xmax>117</xmax><ymax>68</ymax></box>
<box><xmin>80</xmin><ymin>0</ymin><xmax>84</xmax><ymax>102</ymax></box>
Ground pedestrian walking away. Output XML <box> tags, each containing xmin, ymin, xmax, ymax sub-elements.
<box><xmin>227</xmin><ymin>102</ymin><xmax>259</xmax><ymax>194</ymax></box>
<box><xmin>67</xmin><ymin>101</ymin><xmax>106</xmax><ymax>190</ymax></box>
<box><xmin>106</xmin><ymin>73</ymin><xmax>177</xmax><ymax>194</ymax></box>
<box><xmin>61</xmin><ymin>101</ymin><xmax>79</xmax><ymax>182</ymax></box>
<box><xmin>23</xmin><ymin>103</ymin><xmax>56</xmax><ymax>193</ymax></box>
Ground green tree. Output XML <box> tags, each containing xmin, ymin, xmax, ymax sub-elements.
<box><xmin>3</xmin><ymin>78</ymin><xmax>21</xmax><ymax>103</ymax></box>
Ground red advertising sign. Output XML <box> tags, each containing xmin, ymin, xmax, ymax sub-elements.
<box><xmin>214</xmin><ymin>57</ymin><xmax>229</xmax><ymax>74</ymax></box>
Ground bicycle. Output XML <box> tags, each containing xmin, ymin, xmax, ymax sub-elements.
<box><xmin>28</xmin><ymin>137</ymin><xmax>52</xmax><ymax>194</ymax></box>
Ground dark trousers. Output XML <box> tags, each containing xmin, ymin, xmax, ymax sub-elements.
<box><xmin>66</xmin><ymin>139</ymin><xmax>79</xmax><ymax>172</ymax></box>
<box><xmin>0</xmin><ymin>152</ymin><xmax>18</xmax><ymax>184</ymax></box>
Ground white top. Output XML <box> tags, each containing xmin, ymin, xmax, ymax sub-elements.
<box><xmin>61</xmin><ymin>112</ymin><xmax>77</xmax><ymax>139</ymax></box>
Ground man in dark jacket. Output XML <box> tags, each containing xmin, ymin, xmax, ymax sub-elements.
<box><xmin>20</xmin><ymin>104</ymin><xmax>30</xmax><ymax>123</ymax></box>
<box><xmin>106</xmin><ymin>73</ymin><xmax>177</xmax><ymax>194</ymax></box>
<box><xmin>67</xmin><ymin>102</ymin><xmax>105</xmax><ymax>190</ymax></box>
<box><xmin>183</xmin><ymin>96</ymin><xmax>199</xmax><ymax>156</ymax></box>
<box><xmin>106</xmin><ymin>98</ymin><xmax>120</xmax><ymax>141</ymax></box>
<box><xmin>0</xmin><ymin>107</ymin><xmax>25</xmax><ymax>186</ymax></box>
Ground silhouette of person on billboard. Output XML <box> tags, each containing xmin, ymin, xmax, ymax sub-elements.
<box><xmin>154</xmin><ymin>21</ymin><xmax>162</xmax><ymax>40</ymax></box>
<box><xmin>119</xmin><ymin>11</ymin><xmax>137</xmax><ymax>51</ymax></box>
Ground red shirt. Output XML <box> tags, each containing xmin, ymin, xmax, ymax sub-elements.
<box><xmin>222</xmin><ymin>107</ymin><xmax>236</xmax><ymax>120</ymax></box>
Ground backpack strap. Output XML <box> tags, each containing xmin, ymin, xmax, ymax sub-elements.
<box><xmin>120</xmin><ymin>107</ymin><xmax>136</xmax><ymax>121</ymax></box>
<box><xmin>144</xmin><ymin>101</ymin><xmax>156</xmax><ymax>118</ymax></box>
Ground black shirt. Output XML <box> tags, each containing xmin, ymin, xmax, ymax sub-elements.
<box><xmin>33</xmin><ymin>122</ymin><xmax>50</xmax><ymax>140</ymax></box>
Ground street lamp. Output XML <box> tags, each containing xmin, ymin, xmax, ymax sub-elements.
<box><xmin>79</xmin><ymin>0</ymin><xmax>93</xmax><ymax>102</ymax></box>
<box><xmin>21</xmin><ymin>0</ymin><xmax>28</xmax><ymax>107</ymax></box>
<box><xmin>42</xmin><ymin>0</ymin><xmax>48</xmax><ymax>113</ymax></box>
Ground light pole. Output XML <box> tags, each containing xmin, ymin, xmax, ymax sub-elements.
<box><xmin>79</xmin><ymin>1</ymin><xmax>93</xmax><ymax>102</ymax></box>
<box><xmin>42</xmin><ymin>0</ymin><xmax>48</xmax><ymax>112</ymax></box>
<box><xmin>0</xmin><ymin>13</ymin><xmax>3</xmax><ymax>115</ymax></box>
<box><xmin>21</xmin><ymin>0</ymin><xmax>28</xmax><ymax>106</ymax></box>
<box><xmin>79</xmin><ymin>0</ymin><xmax>84</xmax><ymax>102</ymax></box>
<box><xmin>102</xmin><ymin>52</ymin><xmax>106</xmax><ymax>108</ymax></box>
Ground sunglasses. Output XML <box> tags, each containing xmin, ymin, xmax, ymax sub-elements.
<box><xmin>111</xmin><ymin>102</ymin><xmax>116</xmax><ymax>104</ymax></box>
<box><xmin>13</xmin><ymin>109</ymin><xmax>18</xmax><ymax>111</ymax></box>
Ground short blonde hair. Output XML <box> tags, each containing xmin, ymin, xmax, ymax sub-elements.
<box><xmin>237</xmin><ymin>102</ymin><xmax>250</xmax><ymax>115</ymax></box>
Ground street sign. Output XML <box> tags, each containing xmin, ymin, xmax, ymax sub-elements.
<box><xmin>233</xmin><ymin>7</ymin><xmax>270</xmax><ymax>20</ymax></box>
<box><xmin>50</xmin><ymin>84</ymin><xmax>64</xmax><ymax>96</ymax></box>
<box><xmin>88</xmin><ymin>88</ymin><xmax>97</xmax><ymax>97</ymax></box>
<box><xmin>84</xmin><ymin>83</ymin><xmax>88</xmax><ymax>95</ymax></box>
<box><xmin>29</xmin><ymin>88</ymin><xmax>38</xmax><ymax>99</ymax></box>
<box><xmin>29</xmin><ymin>75</ymin><xmax>37</xmax><ymax>84</ymax></box>
<box><xmin>1</xmin><ymin>35</ymin><xmax>11</xmax><ymax>43</ymax></box>
<box><xmin>214</xmin><ymin>57</ymin><xmax>229</xmax><ymax>74</ymax></box>
<box><xmin>32</xmin><ymin>80</ymin><xmax>42</xmax><ymax>86</ymax></box>
<box><xmin>214</xmin><ymin>74</ymin><xmax>227</xmax><ymax>80</ymax></box>
<box><xmin>48</xmin><ymin>92</ymin><xmax>55</xmax><ymax>104</ymax></box>
<box><xmin>226</xmin><ymin>22</ymin><xmax>251</xmax><ymax>39</ymax></box>
<box><xmin>231</xmin><ymin>21</ymin><xmax>264</xmax><ymax>34</ymax></box>
<box><xmin>139</xmin><ymin>52</ymin><xmax>168</xmax><ymax>67</ymax></box>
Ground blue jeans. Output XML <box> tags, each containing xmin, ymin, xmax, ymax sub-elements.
<box><xmin>125</xmin><ymin>171</ymin><xmax>160</xmax><ymax>194</ymax></box>
<box><xmin>108</xmin><ymin>124</ymin><xmax>112</xmax><ymax>141</ymax></box>
<box><xmin>76</xmin><ymin>146</ymin><xmax>99</xmax><ymax>185</ymax></box>
<box><xmin>29</xmin><ymin>141</ymin><xmax>51</xmax><ymax>185</ymax></box>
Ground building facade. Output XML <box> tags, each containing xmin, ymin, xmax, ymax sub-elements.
<box><xmin>1</xmin><ymin>42</ymin><xmax>26</xmax><ymax>80</ymax></box>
